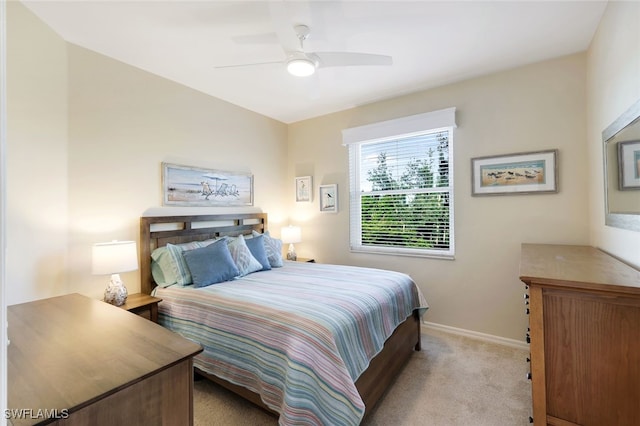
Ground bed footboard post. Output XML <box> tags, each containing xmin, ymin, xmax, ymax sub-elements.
<box><xmin>414</xmin><ymin>310</ymin><xmax>421</xmax><ymax>351</ymax></box>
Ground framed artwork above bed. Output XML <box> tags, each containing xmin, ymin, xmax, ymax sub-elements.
<box><xmin>162</xmin><ymin>162</ymin><xmax>253</xmax><ymax>206</ymax></box>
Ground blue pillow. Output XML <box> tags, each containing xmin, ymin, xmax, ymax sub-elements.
<box><xmin>182</xmin><ymin>239</ymin><xmax>239</xmax><ymax>288</ymax></box>
<box><xmin>245</xmin><ymin>234</ymin><xmax>272</xmax><ymax>271</ymax></box>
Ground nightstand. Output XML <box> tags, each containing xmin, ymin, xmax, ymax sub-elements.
<box><xmin>295</xmin><ymin>257</ymin><xmax>316</xmax><ymax>263</ymax></box>
<box><xmin>119</xmin><ymin>293</ymin><xmax>162</xmax><ymax>323</ymax></box>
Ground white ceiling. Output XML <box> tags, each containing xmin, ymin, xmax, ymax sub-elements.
<box><xmin>22</xmin><ymin>0</ymin><xmax>607</xmax><ymax>124</ymax></box>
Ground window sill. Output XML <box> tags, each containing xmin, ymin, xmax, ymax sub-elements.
<box><xmin>350</xmin><ymin>247</ymin><xmax>455</xmax><ymax>260</ymax></box>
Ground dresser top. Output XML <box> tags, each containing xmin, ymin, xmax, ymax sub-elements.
<box><xmin>520</xmin><ymin>244</ymin><xmax>640</xmax><ymax>294</ymax></box>
<box><xmin>8</xmin><ymin>293</ymin><xmax>202</xmax><ymax>423</ymax></box>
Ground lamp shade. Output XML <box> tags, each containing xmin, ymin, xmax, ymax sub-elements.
<box><xmin>92</xmin><ymin>241</ymin><xmax>138</xmax><ymax>275</ymax></box>
<box><xmin>281</xmin><ymin>226</ymin><xmax>302</xmax><ymax>244</ymax></box>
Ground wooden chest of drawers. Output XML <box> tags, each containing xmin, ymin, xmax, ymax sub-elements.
<box><xmin>8</xmin><ymin>293</ymin><xmax>202</xmax><ymax>425</ymax></box>
<box><xmin>519</xmin><ymin>244</ymin><xmax>640</xmax><ymax>426</ymax></box>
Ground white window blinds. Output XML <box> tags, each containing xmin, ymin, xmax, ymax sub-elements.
<box><xmin>343</xmin><ymin>108</ymin><xmax>456</xmax><ymax>258</ymax></box>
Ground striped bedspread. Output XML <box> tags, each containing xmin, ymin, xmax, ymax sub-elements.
<box><xmin>154</xmin><ymin>261</ymin><xmax>428</xmax><ymax>425</ymax></box>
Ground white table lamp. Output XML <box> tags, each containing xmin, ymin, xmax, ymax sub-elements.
<box><xmin>92</xmin><ymin>240</ymin><xmax>138</xmax><ymax>306</ymax></box>
<box><xmin>281</xmin><ymin>226</ymin><xmax>302</xmax><ymax>261</ymax></box>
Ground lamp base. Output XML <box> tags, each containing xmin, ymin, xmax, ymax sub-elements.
<box><xmin>286</xmin><ymin>243</ymin><xmax>297</xmax><ymax>261</ymax></box>
<box><xmin>104</xmin><ymin>273</ymin><xmax>128</xmax><ymax>306</ymax></box>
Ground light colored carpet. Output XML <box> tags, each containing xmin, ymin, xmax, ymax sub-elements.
<box><xmin>193</xmin><ymin>327</ymin><xmax>532</xmax><ymax>425</ymax></box>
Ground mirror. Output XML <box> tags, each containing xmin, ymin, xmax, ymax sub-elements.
<box><xmin>603</xmin><ymin>98</ymin><xmax>640</xmax><ymax>232</ymax></box>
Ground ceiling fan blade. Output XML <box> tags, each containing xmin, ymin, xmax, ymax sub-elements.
<box><xmin>268</xmin><ymin>0</ymin><xmax>300</xmax><ymax>52</ymax></box>
<box><xmin>214</xmin><ymin>60</ymin><xmax>284</xmax><ymax>70</ymax></box>
<box><xmin>231</xmin><ymin>32</ymin><xmax>279</xmax><ymax>45</ymax></box>
<box><xmin>314</xmin><ymin>52</ymin><xmax>393</xmax><ymax>68</ymax></box>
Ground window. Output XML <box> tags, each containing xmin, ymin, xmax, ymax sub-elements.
<box><xmin>343</xmin><ymin>108</ymin><xmax>456</xmax><ymax>258</ymax></box>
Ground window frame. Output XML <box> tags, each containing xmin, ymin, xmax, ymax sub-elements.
<box><xmin>343</xmin><ymin>109</ymin><xmax>456</xmax><ymax>259</ymax></box>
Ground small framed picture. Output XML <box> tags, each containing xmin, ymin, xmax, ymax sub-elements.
<box><xmin>471</xmin><ymin>149</ymin><xmax>558</xmax><ymax>196</ymax></box>
<box><xmin>319</xmin><ymin>184</ymin><xmax>338</xmax><ymax>213</ymax></box>
<box><xmin>295</xmin><ymin>176</ymin><xmax>313</xmax><ymax>202</ymax></box>
<box><xmin>618</xmin><ymin>140</ymin><xmax>640</xmax><ymax>190</ymax></box>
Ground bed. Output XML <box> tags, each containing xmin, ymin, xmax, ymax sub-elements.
<box><xmin>140</xmin><ymin>213</ymin><xmax>427</xmax><ymax>425</ymax></box>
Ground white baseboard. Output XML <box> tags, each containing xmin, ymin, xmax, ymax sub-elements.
<box><xmin>421</xmin><ymin>321</ymin><xmax>529</xmax><ymax>351</ymax></box>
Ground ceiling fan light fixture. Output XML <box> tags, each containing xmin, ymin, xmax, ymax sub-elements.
<box><xmin>287</xmin><ymin>57</ymin><xmax>316</xmax><ymax>77</ymax></box>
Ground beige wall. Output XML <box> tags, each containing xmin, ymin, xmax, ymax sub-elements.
<box><xmin>66</xmin><ymin>44</ymin><xmax>289</xmax><ymax>300</ymax></box>
<box><xmin>289</xmin><ymin>53</ymin><xmax>590</xmax><ymax>341</ymax></box>
<box><xmin>587</xmin><ymin>0</ymin><xmax>640</xmax><ymax>268</ymax></box>
<box><xmin>7</xmin><ymin>3</ymin><xmax>289</xmax><ymax>304</ymax></box>
<box><xmin>6</xmin><ymin>2</ymin><xmax>69</xmax><ymax>305</ymax></box>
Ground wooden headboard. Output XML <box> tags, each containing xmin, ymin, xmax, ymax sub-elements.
<box><xmin>139</xmin><ymin>213</ymin><xmax>267</xmax><ymax>295</ymax></box>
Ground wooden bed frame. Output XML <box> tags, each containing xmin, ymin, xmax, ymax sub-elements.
<box><xmin>140</xmin><ymin>213</ymin><xmax>421</xmax><ymax>418</ymax></box>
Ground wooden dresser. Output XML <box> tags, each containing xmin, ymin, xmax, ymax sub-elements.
<box><xmin>519</xmin><ymin>244</ymin><xmax>640</xmax><ymax>426</ymax></box>
<box><xmin>7</xmin><ymin>293</ymin><xmax>202</xmax><ymax>425</ymax></box>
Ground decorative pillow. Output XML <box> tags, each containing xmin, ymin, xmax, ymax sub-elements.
<box><xmin>226</xmin><ymin>235</ymin><xmax>263</xmax><ymax>277</ymax></box>
<box><xmin>244</xmin><ymin>234</ymin><xmax>272</xmax><ymax>271</ymax></box>
<box><xmin>151</xmin><ymin>241</ymin><xmax>202</xmax><ymax>286</ymax></box>
<box><xmin>165</xmin><ymin>242</ymin><xmax>205</xmax><ymax>285</ymax></box>
<box><xmin>182</xmin><ymin>239</ymin><xmax>239</xmax><ymax>288</ymax></box>
<box><xmin>252</xmin><ymin>230</ymin><xmax>283</xmax><ymax>268</ymax></box>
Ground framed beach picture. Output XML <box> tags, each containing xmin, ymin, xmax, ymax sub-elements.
<box><xmin>319</xmin><ymin>184</ymin><xmax>338</xmax><ymax>213</ymax></box>
<box><xmin>295</xmin><ymin>176</ymin><xmax>313</xmax><ymax>202</ymax></box>
<box><xmin>618</xmin><ymin>140</ymin><xmax>640</xmax><ymax>190</ymax></box>
<box><xmin>162</xmin><ymin>162</ymin><xmax>253</xmax><ymax>206</ymax></box>
<box><xmin>471</xmin><ymin>149</ymin><xmax>558</xmax><ymax>196</ymax></box>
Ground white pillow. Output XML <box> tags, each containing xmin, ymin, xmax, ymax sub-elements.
<box><xmin>252</xmin><ymin>230</ymin><xmax>283</xmax><ymax>268</ymax></box>
<box><xmin>227</xmin><ymin>235</ymin><xmax>263</xmax><ymax>277</ymax></box>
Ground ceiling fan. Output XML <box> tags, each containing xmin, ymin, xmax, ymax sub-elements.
<box><xmin>215</xmin><ymin>24</ymin><xmax>393</xmax><ymax>77</ymax></box>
